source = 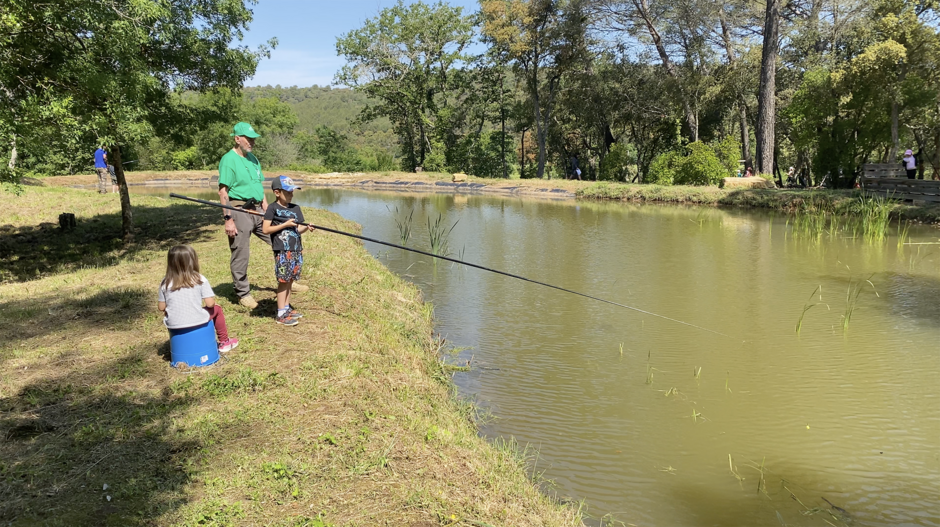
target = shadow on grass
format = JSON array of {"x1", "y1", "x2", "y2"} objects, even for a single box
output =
[
  {"x1": 0, "y1": 353, "x2": 199, "y2": 525},
  {"x1": 0, "y1": 287, "x2": 153, "y2": 349},
  {"x1": 0, "y1": 202, "x2": 219, "y2": 283}
]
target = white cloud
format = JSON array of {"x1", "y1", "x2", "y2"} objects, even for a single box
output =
[{"x1": 246, "y1": 48, "x2": 344, "y2": 88}]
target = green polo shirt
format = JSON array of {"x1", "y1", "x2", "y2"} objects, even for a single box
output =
[{"x1": 218, "y1": 149, "x2": 264, "y2": 201}]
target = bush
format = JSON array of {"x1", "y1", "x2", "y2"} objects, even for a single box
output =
[
  {"x1": 519, "y1": 164, "x2": 538, "y2": 179},
  {"x1": 171, "y1": 146, "x2": 199, "y2": 170},
  {"x1": 422, "y1": 140, "x2": 447, "y2": 172},
  {"x1": 712, "y1": 135, "x2": 741, "y2": 176},
  {"x1": 646, "y1": 151, "x2": 681, "y2": 185},
  {"x1": 257, "y1": 133, "x2": 299, "y2": 169},
  {"x1": 361, "y1": 149, "x2": 397, "y2": 172},
  {"x1": 599, "y1": 143, "x2": 636, "y2": 182},
  {"x1": 674, "y1": 141, "x2": 729, "y2": 186}
]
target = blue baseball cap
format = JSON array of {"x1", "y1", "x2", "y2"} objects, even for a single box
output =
[{"x1": 271, "y1": 175, "x2": 301, "y2": 191}]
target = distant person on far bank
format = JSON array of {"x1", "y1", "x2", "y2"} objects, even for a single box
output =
[
  {"x1": 94, "y1": 147, "x2": 109, "y2": 194},
  {"x1": 570, "y1": 155, "x2": 581, "y2": 180},
  {"x1": 902, "y1": 149, "x2": 917, "y2": 179},
  {"x1": 745, "y1": 166, "x2": 754, "y2": 178}
]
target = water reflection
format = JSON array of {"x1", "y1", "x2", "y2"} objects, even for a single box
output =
[{"x1": 142, "y1": 187, "x2": 940, "y2": 527}]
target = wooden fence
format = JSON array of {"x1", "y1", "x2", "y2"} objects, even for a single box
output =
[
  {"x1": 862, "y1": 163, "x2": 907, "y2": 178},
  {"x1": 860, "y1": 177, "x2": 940, "y2": 202}
]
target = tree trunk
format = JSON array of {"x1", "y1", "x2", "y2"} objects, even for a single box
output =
[
  {"x1": 719, "y1": 13, "x2": 750, "y2": 166},
  {"x1": 8, "y1": 135, "x2": 16, "y2": 170},
  {"x1": 520, "y1": 127, "x2": 527, "y2": 176},
  {"x1": 755, "y1": 0, "x2": 780, "y2": 176},
  {"x1": 773, "y1": 147, "x2": 783, "y2": 187},
  {"x1": 934, "y1": 128, "x2": 940, "y2": 180},
  {"x1": 738, "y1": 101, "x2": 751, "y2": 168},
  {"x1": 111, "y1": 145, "x2": 134, "y2": 243},
  {"x1": 532, "y1": 85, "x2": 547, "y2": 179},
  {"x1": 888, "y1": 102, "x2": 899, "y2": 161},
  {"x1": 633, "y1": 0, "x2": 697, "y2": 141},
  {"x1": 501, "y1": 75, "x2": 508, "y2": 179}
]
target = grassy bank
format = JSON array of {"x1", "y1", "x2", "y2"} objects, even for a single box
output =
[
  {"x1": 577, "y1": 181, "x2": 940, "y2": 224},
  {"x1": 0, "y1": 187, "x2": 582, "y2": 526}
]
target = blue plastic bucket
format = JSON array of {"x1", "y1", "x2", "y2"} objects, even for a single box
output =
[{"x1": 168, "y1": 319, "x2": 220, "y2": 367}]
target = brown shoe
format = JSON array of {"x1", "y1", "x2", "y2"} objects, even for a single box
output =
[
  {"x1": 238, "y1": 295, "x2": 258, "y2": 309},
  {"x1": 291, "y1": 282, "x2": 309, "y2": 293}
]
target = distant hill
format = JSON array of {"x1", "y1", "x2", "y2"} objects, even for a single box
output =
[{"x1": 243, "y1": 85, "x2": 397, "y2": 154}]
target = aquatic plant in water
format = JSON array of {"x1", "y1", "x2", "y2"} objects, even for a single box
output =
[
  {"x1": 841, "y1": 275, "x2": 878, "y2": 333},
  {"x1": 387, "y1": 205, "x2": 415, "y2": 245},
  {"x1": 850, "y1": 194, "x2": 894, "y2": 243},
  {"x1": 795, "y1": 286, "x2": 828, "y2": 335},
  {"x1": 427, "y1": 213, "x2": 459, "y2": 256}
]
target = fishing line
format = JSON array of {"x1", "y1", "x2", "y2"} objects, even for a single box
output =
[{"x1": 170, "y1": 193, "x2": 730, "y2": 338}]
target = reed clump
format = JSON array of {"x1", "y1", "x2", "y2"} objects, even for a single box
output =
[
  {"x1": 427, "y1": 212, "x2": 459, "y2": 256},
  {"x1": 387, "y1": 204, "x2": 414, "y2": 245}
]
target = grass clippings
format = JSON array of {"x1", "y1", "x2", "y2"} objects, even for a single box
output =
[{"x1": 0, "y1": 186, "x2": 581, "y2": 526}]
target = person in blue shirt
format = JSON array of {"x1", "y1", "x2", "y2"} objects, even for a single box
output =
[{"x1": 94, "y1": 147, "x2": 109, "y2": 194}]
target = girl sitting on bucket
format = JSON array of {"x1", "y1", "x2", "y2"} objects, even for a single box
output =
[{"x1": 158, "y1": 245, "x2": 238, "y2": 353}]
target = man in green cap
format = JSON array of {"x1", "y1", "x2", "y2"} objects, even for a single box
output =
[{"x1": 218, "y1": 121, "x2": 306, "y2": 309}]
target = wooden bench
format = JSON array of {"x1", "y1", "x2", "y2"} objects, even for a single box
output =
[
  {"x1": 862, "y1": 163, "x2": 907, "y2": 178},
  {"x1": 860, "y1": 177, "x2": 940, "y2": 202}
]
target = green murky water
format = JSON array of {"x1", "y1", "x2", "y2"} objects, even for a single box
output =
[{"x1": 142, "y1": 186, "x2": 940, "y2": 526}]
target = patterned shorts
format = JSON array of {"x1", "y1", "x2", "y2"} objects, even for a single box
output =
[{"x1": 274, "y1": 250, "x2": 303, "y2": 283}]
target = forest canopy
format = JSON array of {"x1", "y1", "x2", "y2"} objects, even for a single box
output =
[{"x1": 4, "y1": 0, "x2": 939, "y2": 188}]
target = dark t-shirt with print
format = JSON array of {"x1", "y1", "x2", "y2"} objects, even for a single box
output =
[{"x1": 264, "y1": 202, "x2": 305, "y2": 252}]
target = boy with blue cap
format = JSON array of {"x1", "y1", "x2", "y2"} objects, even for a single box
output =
[{"x1": 262, "y1": 175, "x2": 313, "y2": 326}]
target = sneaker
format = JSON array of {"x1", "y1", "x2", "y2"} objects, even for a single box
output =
[
  {"x1": 238, "y1": 295, "x2": 258, "y2": 309},
  {"x1": 287, "y1": 306, "x2": 303, "y2": 319},
  {"x1": 276, "y1": 313, "x2": 299, "y2": 326},
  {"x1": 218, "y1": 338, "x2": 239, "y2": 353},
  {"x1": 291, "y1": 282, "x2": 309, "y2": 293}
]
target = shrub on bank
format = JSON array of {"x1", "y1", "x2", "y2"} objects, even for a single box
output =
[
  {"x1": 647, "y1": 151, "x2": 681, "y2": 185},
  {"x1": 647, "y1": 138, "x2": 740, "y2": 186},
  {"x1": 598, "y1": 143, "x2": 638, "y2": 182},
  {"x1": 673, "y1": 142, "x2": 728, "y2": 186}
]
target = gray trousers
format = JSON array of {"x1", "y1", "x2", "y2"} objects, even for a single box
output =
[
  {"x1": 96, "y1": 168, "x2": 110, "y2": 193},
  {"x1": 229, "y1": 206, "x2": 271, "y2": 298}
]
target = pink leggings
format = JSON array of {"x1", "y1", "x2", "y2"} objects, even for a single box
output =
[{"x1": 204, "y1": 305, "x2": 229, "y2": 342}]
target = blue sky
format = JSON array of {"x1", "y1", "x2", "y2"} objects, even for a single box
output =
[{"x1": 240, "y1": 0, "x2": 481, "y2": 87}]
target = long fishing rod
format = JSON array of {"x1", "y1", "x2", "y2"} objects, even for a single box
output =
[{"x1": 170, "y1": 193, "x2": 730, "y2": 338}]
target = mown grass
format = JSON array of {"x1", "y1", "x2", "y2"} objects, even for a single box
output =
[{"x1": 0, "y1": 186, "x2": 582, "y2": 526}]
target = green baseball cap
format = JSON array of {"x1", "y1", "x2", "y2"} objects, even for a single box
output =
[{"x1": 231, "y1": 122, "x2": 260, "y2": 138}]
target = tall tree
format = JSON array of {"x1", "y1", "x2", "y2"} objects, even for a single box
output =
[
  {"x1": 482, "y1": 0, "x2": 587, "y2": 178},
  {"x1": 755, "y1": 0, "x2": 781, "y2": 175},
  {"x1": 335, "y1": 1, "x2": 475, "y2": 171},
  {"x1": 2, "y1": 0, "x2": 271, "y2": 240},
  {"x1": 589, "y1": 0, "x2": 708, "y2": 141},
  {"x1": 714, "y1": 0, "x2": 755, "y2": 168}
]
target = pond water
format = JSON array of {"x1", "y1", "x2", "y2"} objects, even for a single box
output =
[{"x1": 141, "y1": 187, "x2": 940, "y2": 526}]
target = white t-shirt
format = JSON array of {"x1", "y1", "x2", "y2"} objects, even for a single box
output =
[{"x1": 158, "y1": 274, "x2": 214, "y2": 329}]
